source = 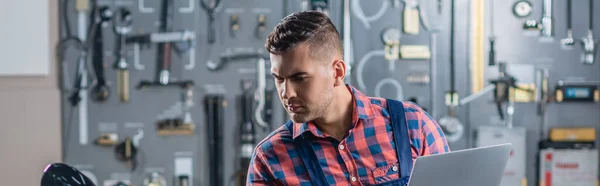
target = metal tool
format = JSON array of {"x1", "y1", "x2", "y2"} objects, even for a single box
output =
[
  {"x1": 207, "y1": 52, "x2": 268, "y2": 71},
  {"x1": 255, "y1": 14, "x2": 267, "y2": 39},
  {"x1": 302, "y1": 0, "x2": 309, "y2": 11},
  {"x1": 580, "y1": 0, "x2": 598, "y2": 65},
  {"x1": 182, "y1": 86, "x2": 194, "y2": 126},
  {"x1": 133, "y1": 0, "x2": 194, "y2": 89},
  {"x1": 400, "y1": 45, "x2": 430, "y2": 59},
  {"x1": 512, "y1": 1, "x2": 533, "y2": 18},
  {"x1": 392, "y1": 0, "x2": 401, "y2": 8},
  {"x1": 439, "y1": 0, "x2": 461, "y2": 142},
  {"x1": 403, "y1": 0, "x2": 420, "y2": 34},
  {"x1": 200, "y1": 0, "x2": 222, "y2": 44},
  {"x1": 523, "y1": 20, "x2": 541, "y2": 30},
  {"x1": 157, "y1": 0, "x2": 175, "y2": 85},
  {"x1": 254, "y1": 58, "x2": 269, "y2": 130},
  {"x1": 381, "y1": 28, "x2": 401, "y2": 62},
  {"x1": 114, "y1": 129, "x2": 144, "y2": 171},
  {"x1": 113, "y1": 7, "x2": 133, "y2": 103},
  {"x1": 114, "y1": 137, "x2": 138, "y2": 171},
  {"x1": 178, "y1": 175, "x2": 190, "y2": 186},
  {"x1": 540, "y1": 0, "x2": 553, "y2": 37},
  {"x1": 230, "y1": 14, "x2": 240, "y2": 37},
  {"x1": 560, "y1": 0, "x2": 574, "y2": 46},
  {"x1": 429, "y1": 29, "x2": 439, "y2": 118},
  {"x1": 205, "y1": 94, "x2": 226, "y2": 186},
  {"x1": 235, "y1": 80, "x2": 257, "y2": 186},
  {"x1": 343, "y1": 0, "x2": 353, "y2": 83},
  {"x1": 311, "y1": 0, "x2": 329, "y2": 15},
  {"x1": 91, "y1": 6, "x2": 113, "y2": 102},
  {"x1": 489, "y1": 0, "x2": 496, "y2": 66},
  {"x1": 143, "y1": 172, "x2": 166, "y2": 186},
  {"x1": 535, "y1": 68, "x2": 549, "y2": 138},
  {"x1": 437, "y1": 0, "x2": 442, "y2": 14}
]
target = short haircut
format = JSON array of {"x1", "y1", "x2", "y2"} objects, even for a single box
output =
[{"x1": 265, "y1": 11, "x2": 343, "y2": 63}]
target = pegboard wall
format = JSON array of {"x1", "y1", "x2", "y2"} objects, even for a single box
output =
[{"x1": 58, "y1": 0, "x2": 599, "y2": 186}]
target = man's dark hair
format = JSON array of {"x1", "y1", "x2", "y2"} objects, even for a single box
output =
[{"x1": 265, "y1": 11, "x2": 343, "y2": 62}]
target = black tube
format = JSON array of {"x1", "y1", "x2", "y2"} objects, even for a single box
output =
[
  {"x1": 450, "y1": 0, "x2": 456, "y2": 94},
  {"x1": 206, "y1": 95, "x2": 224, "y2": 186},
  {"x1": 238, "y1": 80, "x2": 256, "y2": 185},
  {"x1": 590, "y1": 0, "x2": 593, "y2": 31},
  {"x1": 567, "y1": 0, "x2": 572, "y2": 29}
]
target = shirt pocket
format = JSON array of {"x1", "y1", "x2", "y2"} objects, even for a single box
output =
[{"x1": 370, "y1": 163, "x2": 400, "y2": 184}]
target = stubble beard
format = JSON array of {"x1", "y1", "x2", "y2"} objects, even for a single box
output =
[{"x1": 288, "y1": 86, "x2": 334, "y2": 123}]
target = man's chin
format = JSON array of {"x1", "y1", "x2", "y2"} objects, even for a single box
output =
[{"x1": 289, "y1": 113, "x2": 311, "y2": 123}]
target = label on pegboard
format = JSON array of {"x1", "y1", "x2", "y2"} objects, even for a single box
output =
[
  {"x1": 476, "y1": 126, "x2": 527, "y2": 186},
  {"x1": 539, "y1": 149, "x2": 598, "y2": 186}
]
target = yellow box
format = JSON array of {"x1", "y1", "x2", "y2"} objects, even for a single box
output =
[{"x1": 549, "y1": 128, "x2": 597, "y2": 142}]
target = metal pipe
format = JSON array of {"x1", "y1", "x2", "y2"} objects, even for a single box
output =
[
  {"x1": 429, "y1": 30, "x2": 438, "y2": 118},
  {"x1": 343, "y1": 0, "x2": 353, "y2": 83},
  {"x1": 540, "y1": 0, "x2": 553, "y2": 37}
]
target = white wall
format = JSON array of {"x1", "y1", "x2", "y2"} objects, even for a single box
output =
[{"x1": 0, "y1": 0, "x2": 62, "y2": 185}]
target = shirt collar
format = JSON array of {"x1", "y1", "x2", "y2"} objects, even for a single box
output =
[{"x1": 292, "y1": 84, "x2": 377, "y2": 139}]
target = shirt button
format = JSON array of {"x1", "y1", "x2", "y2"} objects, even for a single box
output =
[
  {"x1": 351, "y1": 176, "x2": 357, "y2": 182},
  {"x1": 392, "y1": 166, "x2": 398, "y2": 172},
  {"x1": 339, "y1": 145, "x2": 345, "y2": 150}
]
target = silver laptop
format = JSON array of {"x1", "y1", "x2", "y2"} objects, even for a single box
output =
[{"x1": 407, "y1": 143, "x2": 512, "y2": 186}]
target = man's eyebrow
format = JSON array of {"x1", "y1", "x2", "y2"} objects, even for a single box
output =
[
  {"x1": 270, "y1": 72, "x2": 309, "y2": 78},
  {"x1": 270, "y1": 72, "x2": 281, "y2": 78}
]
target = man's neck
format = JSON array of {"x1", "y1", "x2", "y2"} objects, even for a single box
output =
[{"x1": 313, "y1": 86, "x2": 354, "y2": 141}]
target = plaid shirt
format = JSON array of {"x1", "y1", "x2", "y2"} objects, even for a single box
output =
[{"x1": 247, "y1": 85, "x2": 450, "y2": 185}]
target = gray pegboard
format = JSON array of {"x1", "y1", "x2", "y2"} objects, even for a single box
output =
[{"x1": 59, "y1": 0, "x2": 600, "y2": 186}]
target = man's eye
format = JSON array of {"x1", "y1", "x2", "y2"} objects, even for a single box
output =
[
  {"x1": 294, "y1": 77, "x2": 307, "y2": 82},
  {"x1": 275, "y1": 77, "x2": 284, "y2": 82}
]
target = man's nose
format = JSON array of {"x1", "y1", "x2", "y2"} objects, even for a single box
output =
[{"x1": 280, "y1": 81, "x2": 296, "y2": 100}]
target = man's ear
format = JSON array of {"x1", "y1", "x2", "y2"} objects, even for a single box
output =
[{"x1": 331, "y1": 59, "x2": 346, "y2": 86}]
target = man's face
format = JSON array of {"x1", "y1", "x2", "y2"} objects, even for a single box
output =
[{"x1": 270, "y1": 43, "x2": 335, "y2": 123}]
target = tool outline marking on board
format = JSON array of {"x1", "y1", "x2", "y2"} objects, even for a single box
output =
[
  {"x1": 178, "y1": 0, "x2": 195, "y2": 13},
  {"x1": 133, "y1": 43, "x2": 145, "y2": 70},
  {"x1": 138, "y1": 0, "x2": 154, "y2": 13},
  {"x1": 374, "y1": 78, "x2": 404, "y2": 101},
  {"x1": 356, "y1": 50, "x2": 386, "y2": 93},
  {"x1": 184, "y1": 46, "x2": 196, "y2": 70},
  {"x1": 351, "y1": 0, "x2": 389, "y2": 29}
]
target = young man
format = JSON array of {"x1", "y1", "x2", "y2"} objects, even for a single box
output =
[{"x1": 247, "y1": 11, "x2": 450, "y2": 186}]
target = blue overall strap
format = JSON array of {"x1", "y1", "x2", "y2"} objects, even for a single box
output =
[
  {"x1": 386, "y1": 99, "x2": 413, "y2": 181},
  {"x1": 284, "y1": 121, "x2": 329, "y2": 186}
]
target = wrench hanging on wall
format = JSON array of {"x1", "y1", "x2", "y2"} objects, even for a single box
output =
[
  {"x1": 91, "y1": 6, "x2": 113, "y2": 102},
  {"x1": 580, "y1": 0, "x2": 598, "y2": 65},
  {"x1": 113, "y1": 7, "x2": 133, "y2": 103},
  {"x1": 200, "y1": 0, "x2": 222, "y2": 44},
  {"x1": 204, "y1": 94, "x2": 226, "y2": 186}
]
